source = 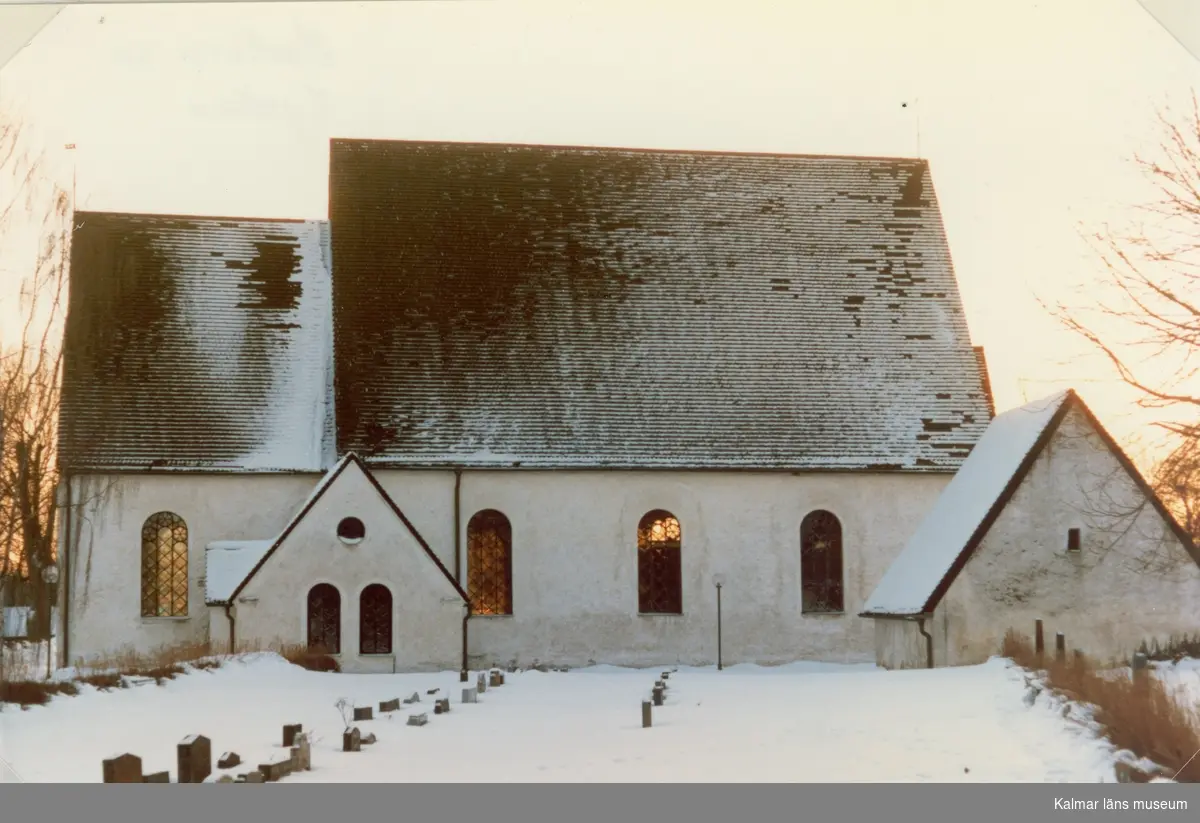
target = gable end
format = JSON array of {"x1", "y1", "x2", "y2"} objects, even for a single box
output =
[{"x1": 222, "y1": 453, "x2": 468, "y2": 605}]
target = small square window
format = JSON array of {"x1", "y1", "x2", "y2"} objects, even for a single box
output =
[{"x1": 1067, "y1": 528, "x2": 1081, "y2": 553}]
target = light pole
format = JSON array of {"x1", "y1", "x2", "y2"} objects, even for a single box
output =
[
  {"x1": 41, "y1": 564, "x2": 59, "y2": 679},
  {"x1": 712, "y1": 573, "x2": 726, "y2": 671}
]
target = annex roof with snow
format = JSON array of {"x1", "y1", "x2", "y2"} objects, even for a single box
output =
[
  {"x1": 860, "y1": 389, "x2": 1200, "y2": 617},
  {"x1": 61, "y1": 139, "x2": 996, "y2": 472}
]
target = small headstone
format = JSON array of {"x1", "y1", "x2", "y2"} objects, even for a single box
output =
[
  {"x1": 142, "y1": 771, "x2": 170, "y2": 783},
  {"x1": 343, "y1": 727, "x2": 362, "y2": 752},
  {"x1": 477, "y1": 674, "x2": 487, "y2": 693},
  {"x1": 652, "y1": 686, "x2": 664, "y2": 707},
  {"x1": 244, "y1": 770, "x2": 265, "y2": 784},
  {"x1": 408, "y1": 713, "x2": 429, "y2": 727},
  {"x1": 438, "y1": 698, "x2": 450, "y2": 713},
  {"x1": 489, "y1": 672, "x2": 501, "y2": 687},
  {"x1": 292, "y1": 732, "x2": 312, "y2": 771},
  {"x1": 102, "y1": 753, "x2": 143, "y2": 783},
  {"x1": 362, "y1": 732, "x2": 377, "y2": 745},
  {"x1": 661, "y1": 672, "x2": 670, "y2": 679},
  {"x1": 403, "y1": 691, "x2": 421, "y2": 704},
  {"x1": 217, "y1": 752, "x2": 241, "y2": 769},
  {"x1": 258, "y1": 756, "x2": 293, "y2": 782},
  {"x1": 177, "y1": 734, "x2": 212, "y2": 784},
  {"x1": 282, "y1": 723, "x2": 303, "y2": 747},
  {"x1": 353, "y1": 706, "x2": 374, "y2": 722},
  {"x1": 641, "y1": 700, "x2": 652, "y2": 728},
  {"x1": 216, "y1": 775, "x2": 235, "y2": 784},
  {"x1": 379, "y1": 698, "x2": 401, "y2": 713},
  {"x1": 462, "y1": 686, "x2": 478, "y2": 703},
  {"x1": 426, "y1": 688, "x2": 440, "y2": 695}
]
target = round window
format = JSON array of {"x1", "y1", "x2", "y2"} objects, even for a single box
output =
[{"x1": 337, "y1": 516, "x2": 365, "y2": 545}]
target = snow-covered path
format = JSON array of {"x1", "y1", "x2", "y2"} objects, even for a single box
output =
[{"x1": 0, "y1": 654, "x2": 1117, "y2": 782}]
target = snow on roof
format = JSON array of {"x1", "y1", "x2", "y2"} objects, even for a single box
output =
[
  {"x1": 329, "y1": 140, "x2": 994, "y2": 470},
  {"x1": 60, "y1": 213, "x2": 333, "y2": 472},
  {"x1": 861, "y1": 390, "x2": 1074, "y2": 617},
  {"x1": 205, "y1": 540, "x2": 275, "y2": 604}
]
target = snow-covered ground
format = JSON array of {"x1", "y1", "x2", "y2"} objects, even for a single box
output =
[{"x1": 0, "y1": 654, "x2": 1123, "y2": 782}]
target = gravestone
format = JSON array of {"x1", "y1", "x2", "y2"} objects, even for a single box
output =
[
  {"x1": 477, "y1": 674, "x2": 487, "y2": 693},
  {"x1": 177, "y1": 734, "x2": 212, "y2": 784},
  {"x1": 102, "y1": 753, "x2": 143, "y2": 783},
  {"x1": 283, "y1": 723, "x2": 303, "y2": 747},
  {"x1": 353, "y1": 706, "x2": 374, "y2": 722},
  {"x1": 403, "y1": 691, "x2": 420, "y2": 704},
  {"x1": 343, "y1": 727, "x2": 362, "y2": 752},
  {"x1": 652, "y1": 686, "x2": 664, "y2": 707},
  {"x1": 661, "y1": 672, "x2": 670, "y2": 680},
  {"x1": 489, "y1": 672, "x2": 500, "y2": 687},
  {"x1": 216, "y1": 775, "x2": 235, "y2": 784},
  {"x1": 1132, "y1": 652, "x2": 1149, "y2": 672},
  {"x1": 291, "y1": 732, "x2": 312, "y2": 771},
  {"x1": 217, "y1": 752, "x2": 241, "y2": 769},
  {"x1": 407, "y1": 713, "x2": 429, "y2": 727},
  {"x1": 641, "y1": 701, "x2": 652, "y2": 729},
  {"x1": 426, "y1": 688, "x2": 440, "y2": 695},
  {"x1": 434, "y1": 698, "x2": 451, "y2": 714},
  {"x1": 258, "y1": 756, "x2": 293, "y2": 782},
  {"x1": 244, "y1": 770, "x2": 265, "y2": 784},
  {"x1": 462, "y1": 687, "x2": 478, "y2": 703},
  {"x1": 362, "y1": 732, "x2": 377, "y2": 745},
  {"x1": 380, "y1": 698, "x2": 401, "y2": 713},
  {"x1": 142, "y1": 771, "x2": 170, "y2": 783}
]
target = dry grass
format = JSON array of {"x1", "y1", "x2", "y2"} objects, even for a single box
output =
[
  {"x1": 1002, "y1": 629, "x2": 1200, "y2": 782},
  {"x1": 277, "y1": 642, "x2": 340, "y2": 673},
  {"x1": 0, "y1": 679, "x2": 77, "y2": 708},
  {"x1": 71, "y1": 640, "x2": 218, "y2": 681},
  {"x1": 1, "y1": 637, "x2": 340, "y2": 708}
]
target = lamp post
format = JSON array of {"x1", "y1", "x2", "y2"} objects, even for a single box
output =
[
  {"x1": 41, "y1": 564, "x2": 59, "y2": 679},
  {"x1": 712, "y1": 573, "x2": 726, "y2": 671}
]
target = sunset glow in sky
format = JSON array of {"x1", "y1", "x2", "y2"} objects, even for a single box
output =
[{"x1": 1, "y1": 0, "x2": 1198, "y2": 469}]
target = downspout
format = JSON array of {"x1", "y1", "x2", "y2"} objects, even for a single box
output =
[
  {"x1": 454, "y1": 469, "x2": 463, "y2": 581},
  {"x1": 223, "y1": 603, "x2": 236, "y2": 655},
  {"x1": 916, "y1": 616, "x2": 934, "y2": 669},
  {"x1": 455, "y1": 468, "x2": 470, "y2": 681},
  {"x1": 61, "y1": 474, "x2": 72, "y2": 667}
]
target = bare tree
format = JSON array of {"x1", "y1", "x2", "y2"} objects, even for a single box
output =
[
  {"x1": 1052, "y1": 94, "x2": 1200, "y2": 440},
  {"x1": 1152, "y1": 434, "x2": 1200, "y2": 544},
  {"x1": 0, "y1": 112, "x2": 71, "y2": 642}
]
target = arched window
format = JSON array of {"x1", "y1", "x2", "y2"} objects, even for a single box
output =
[
  {"x1": 140, "y1": 512, "x2": 189, "y2": 617},
  {"x1": 638, "y1": 510, "x2": 682, "y2": 614},
  {"x1": 307, "y1": 584, "x2": 341, "y2": 654},
  {"x1": 467, "y1": 510, "x2": 512, "y2": 615},
  {"x1": 801, "y1": 510, "x2": 844, "y2": 614},
  {"x1": 359, "y1": 584, "x2": 393, "y2": 655}
]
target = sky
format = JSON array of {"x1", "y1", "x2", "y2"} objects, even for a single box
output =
[{"x1": 1, "y1": 0, "x2": 1198, "y2": 469}]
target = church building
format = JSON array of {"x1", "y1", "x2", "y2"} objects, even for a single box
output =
[{"x1": 55, "y1": 139, "x2": 1200, "y2": 673}]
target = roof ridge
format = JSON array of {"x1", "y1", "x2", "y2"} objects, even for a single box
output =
[{"x1": 329, "y1": 136, "x2": 929, "y2": 165}]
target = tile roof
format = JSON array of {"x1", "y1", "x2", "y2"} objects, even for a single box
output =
[
  {"x1": 329, "y1": 139, "x2": 993, "y2": 470},
  {"x1": 60, "y1": 213, "x2": 334, "y2": 472}
]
